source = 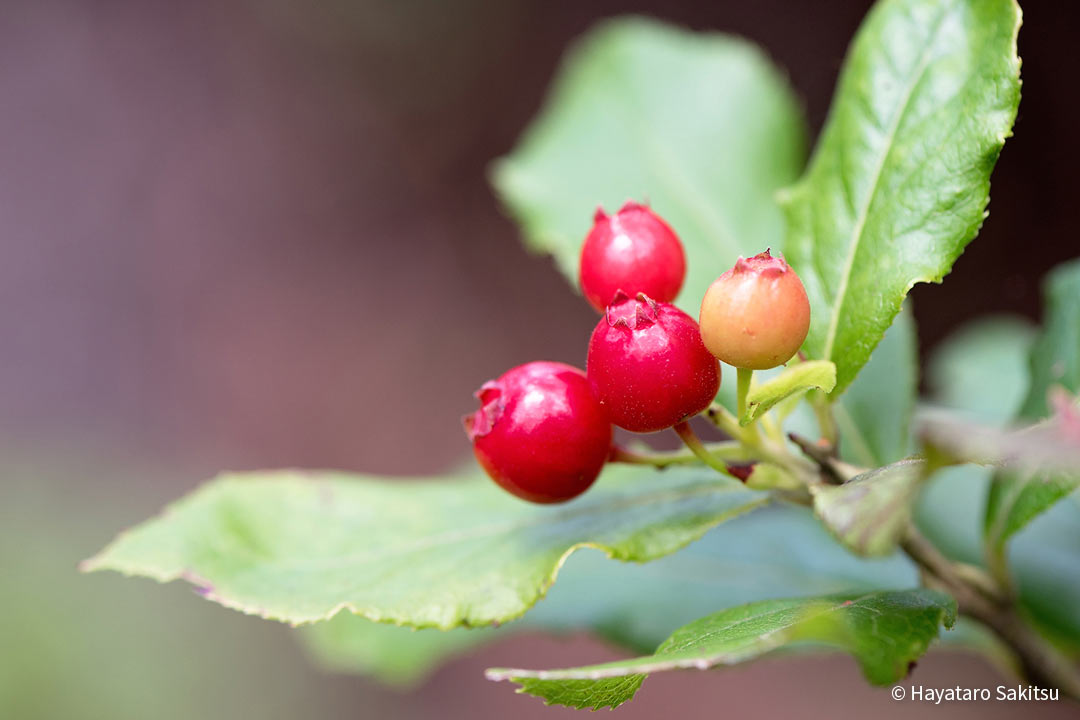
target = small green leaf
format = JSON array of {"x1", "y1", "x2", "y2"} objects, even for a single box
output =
[
  {"x1": 812, "y1": 460, "x2": 926, "y2": 556},
  {"x1": 782, "y1": 0, "x2": 1021, "y2": 395},
  {"x1": 1020, "y1": 259, "x2": 1080, "y2": 420},
  {"x1": 742, "y1": 361, "x2": 836, "y2": 425},
  {"x1": 492, "y1": 16, "x2": 806, "y2": 315},
  {"x1": 487, "y1": 590, "x2": 956, "y2": 709},
  {"x1": 985, "y1": 471, "x2": 1080, "y2": 569},
  {"x1": 82, "y1": 465, "x2": 765, "y2": 628}
]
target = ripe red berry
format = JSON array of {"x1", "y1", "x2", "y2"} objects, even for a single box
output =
[
  {"x1": 464, "y1": 361, "x2": 612, "y2": 504},
  {"x1": 587, "y1": 292, "x2": 720, "y2": 433},
  {"x1": 579, "y1": 201, "x2": 686, "y2": 313},
  {"x1": 699, "y1": 250, "x2": 811, "y2": 370}
]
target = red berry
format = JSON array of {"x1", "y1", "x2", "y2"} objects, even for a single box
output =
[
  {"x1": 699, "y1": 250, "x2": 811, "y2": 370},
  {"x1": 579, "y1": 201, "x2": 686, "y2": 313},
  {"x1": 587, "y1": 292, "x2": 720, "y2": 433},
  {"x1": 464, "y1": 361, "x2": 612, "y2": 504}
]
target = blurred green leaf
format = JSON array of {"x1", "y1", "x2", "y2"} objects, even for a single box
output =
[
  {"x1": 928, "y1": 316, "x2": 1037, "y2": 426},
  {"x1": 83, "y1": 465, "x2": 764, "y2": 628},
  {"x1": 985, "y1": 470, "x2": 1080, "y2": 580},
  {"x1": 742, "y1": 360, "x2": 836, "y2": 425},
  {"x1": 793, "y1": 307, "x2": 918, "y2": 467},
  {"x1": 298, "y1": 504, "x2": 920, "y2": 683},
  {"x1": 492, "y1": 16, "x2": 806, "y2": 316},
  {"x1": 981, "y1": 263, "x2": 1080, "y2": 576},
  {"x1": 918, "y1": 464, "x2": 1080, "y2": 651},
  {"x1": 1020, "y1": 259, "x2": 1080, "y2": 420},
  {"x1": 981, "y1": 261, "x2": 1080, "y2": 581},
  {"x1": 782, "y1": 0, "x2": 1021, "y2": 395},
  {"x1": 487, "y1": 590, "x2": 956, "y2": 709},
  {"x1": 918, "y1": 314, "x2": 1036, "y2": 562},
  {"x1": 920, "y1": 309, "x2": 1080, "y2": 650},
  {"x1": 812, "y1": 460, "x2": 926, "y2": 556}
]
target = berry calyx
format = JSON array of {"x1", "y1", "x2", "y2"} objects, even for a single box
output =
[
  {"x1": 579, "y1": 201, "x2": 686, "y2": 313},
  {"x1": 464, "y1": 361, "x2": 612, "y2": 504},
  {"x1": 587, "y1": 292, "x2": 720, "y2": 433},
  {"x1": 699, "y1": 250, "x2": 811, "y2": 370}
]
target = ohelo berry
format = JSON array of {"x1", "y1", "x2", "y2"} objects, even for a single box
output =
[
  {"x1": 579, "y1": 201, "x2": 686, "y2": 313},
  {"x1": 699, "y1": 249, "x2": 811, "y2": 370},
  {"x1": 464, "y1": 361, "x2": 612, "y2": 504},
  {"x1": 587, "y1": 292, "x2": 720, "y2": 433}
]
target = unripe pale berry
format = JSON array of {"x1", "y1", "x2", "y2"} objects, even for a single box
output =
[
  {"x1": 587, "y1": 292, "x2": 720, "y2": 433},
  {"x1": 464, "y1": 361, "x2": 612, "y2": 504},
  {"x1": 699, "y1": 250, "x2": 811, "y2": 370},
  {"x1": 579, "y1": 201, "x2": 686, "y2": 313}
]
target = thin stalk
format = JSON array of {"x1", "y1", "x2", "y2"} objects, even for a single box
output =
[
  {"x1": 901, "y1": 527, "x2": 1080, "y2": 698},
  {"x1": 736, "y1": 367, "x2": 753, "y2": 422},
  {"x1": 610, "y1": 442, "x2": 750, "y2": 468},
  {"x1": 672, "y1": 421, "x2": 739, "y2": 478}
]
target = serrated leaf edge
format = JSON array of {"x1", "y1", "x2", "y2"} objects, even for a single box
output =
[{"x1": 80, "y1": 472, "x2": 769, "y2": 629}]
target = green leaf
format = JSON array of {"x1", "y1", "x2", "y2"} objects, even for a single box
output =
[
  {"x1": 1010, "y1": 495, "x2": 1080, "y2": 649},
  {"x1": 927, "y1": 316, "x2": 1037, "y2": 426},
  {"x1": 834, "y1": 306, "x2": 919, "y2": 466},
  {"x1": 487, "y1": 590, "x2": 956, "y2": 709},
  {"x1": 742, "y1": 361, "x2": 836, "y2": 425},
  {"x1": 812, "y1": 460, "x2": 926, "y2": 556},
  {"x1": 1020, "y1": 259, "x2": 1080, "y2": 420},
  {"x1": 782, "y1": 0, "x2": 1021, "y2": 395},
  {"x1": 82, "y1": 465, "x2": 765, "y2": 628},
  {"x1": 492, "y1": 16, "x2": 806, "y2": 315},
  {"x1": 984, "y1": 471, "x2": 1080, "y2": 573},
  {"x1": 299, "y1": 504, "x2": 919, "y2": 682}
]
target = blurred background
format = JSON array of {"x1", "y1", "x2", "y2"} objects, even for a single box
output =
[{"x1": 2, "y1": 0, "x2": 1077, "y2": 718}]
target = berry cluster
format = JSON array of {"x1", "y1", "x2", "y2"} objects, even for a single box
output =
[{"x1": 465, "y1": 201, "x2": 811, "y2": 503}]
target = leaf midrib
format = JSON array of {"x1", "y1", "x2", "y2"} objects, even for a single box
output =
[{"x1": 102, "y1": 479, "x2": 762, "y2": 574}]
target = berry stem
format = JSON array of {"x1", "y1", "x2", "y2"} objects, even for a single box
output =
[
  {"x1": 672, "y1": 421, "x2": 741, "y2": 479},
  {"x1": 705, "y1": 403, "x2": 817, "y2": 484},
  {"x1": 610, "y1": 442, "x2": 749, "y2": 468},
  {"x1": 793, "y1": 439, "x2": 1080, "y2": 697},
  {"x1": 901, "y1": 526, "x2": 1080, "y2": 698},
  {"x1": 736, "y1": 367, "x2": 753, "y2": 421}
]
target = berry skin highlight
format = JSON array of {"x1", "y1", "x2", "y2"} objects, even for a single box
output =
[
  {"x1": 579, "y1": 201, "x2": 686, "y2": 313},
  {"x1": 464, "y1": 361, "x2": 612, "y2": 503}
]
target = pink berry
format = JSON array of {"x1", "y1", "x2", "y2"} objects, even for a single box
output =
[
  {"x1": 587, "y1": 292, "x2": 720, "y2": 433},
  {"x1": 464, "y1": 361, "x2": 612, "y2": 504},
  {"x1": 699, "y1": 250, "x2": 811, "y2": 370},
  {"x1": 579, "y1": 201, "x2": 686, "y2": 313}
]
